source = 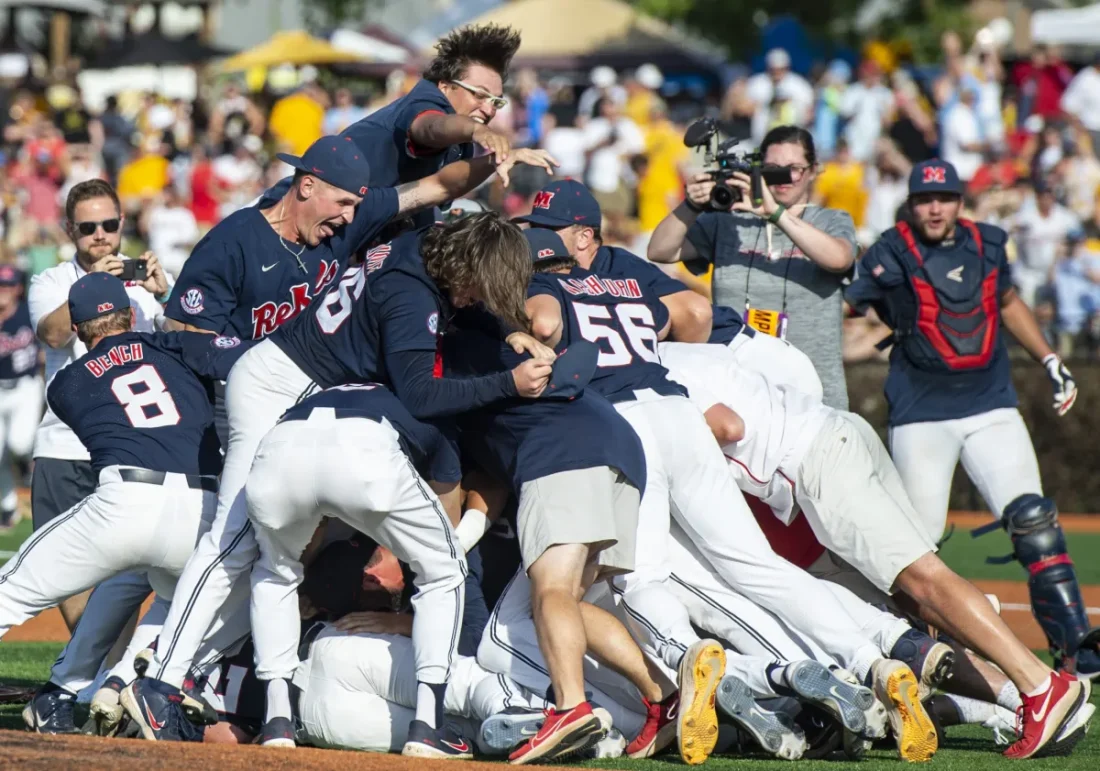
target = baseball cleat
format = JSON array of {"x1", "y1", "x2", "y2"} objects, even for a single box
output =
[
  {"x1": 259, "y1": 716, "x2": 296, "y2": 748},
  {"x1": 119, "y1": 677, "x2": 203, "y2": 742},
  {"x1": 22, "y1": 684, "x2": 80, "y2": 735},
  {"x1": 87, "y1": 675, "x2": 128, "y2": 737},
  {"x1": 579, "y1": 727, "x2": 626, "y2": 759},
  {"x1": 784, "y1": 661, "x2": 876, "y2": 737},
  {"x1": 871, "y1": 659, "x2": 937, "y2": 762},
  {"x1": 132, "y1": 647, "x2": 155, "y2": 679},
  {"x1": 401, "y1": 719, "x2": 474, "y2": 759},
  {"x1": 889, "y1": 629, "x2": 955, "y2": 700},
  {"x1": 624, "y1": 692, "x2": 678, "y2": 759},
  {"x1": 1006, "y1": 674, "x2": 1092, "y2": 759},
  {"x1": 676, "y1": 639, "x2": 725, "y2": 765},
  {"x1": 478, "y1": 707, "x2": 545, "y2": 755},
  {"x1": 508, "y1": 701, "x2": 604, "y2": 765},
  {"x1": 716, "y1": 675, "x2": 807, "y2": 760}
]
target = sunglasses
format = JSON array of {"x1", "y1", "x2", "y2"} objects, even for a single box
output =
[
  {"x1": 449, "y1": 79, "x2": 508, "y2": 110},
  {"x1": 73, "y1": 219, "x2": 121, "y2": 236}
]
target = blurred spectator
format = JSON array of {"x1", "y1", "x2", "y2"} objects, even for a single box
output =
[
  {"x1": 1013, "y1": 45, "x2": 1073, "y2": 121},
  {"x1": 813, "y1": 138, "x2": 867, "y2": 228},
  {"x1": 12, "y1": 138, "x2": 63, "y2": 228},
  {"x1": 1053, "y1": 230, "x2": 1100, "y2": 357},
  {"x1": 841, "y1": 60, "x2": 893, "y2": 163},
  {"x1": 141, "y1": 186, "x2": 199, "y2": 280},
  {"x1": 1056, "y1": 133, "x2": 1100, "y2": 221},
  {"x1": 59, "y1": 142, "x2": 106, "y2": 206},
  {"x1": 861, "y1": 139, "x2": 911, "y2": 245},
  {"x1": 541, "y1": 106, "x2": 585, "y2": 179},
  {"x1": 269, "y1": 80, "x2": 329, "y2": 156},
  {"x1": 813, "y1": 60, "x2": 850, "y2": 160},
  {"x1": 718, "y1": 71, "x2": 754, "y2": 141},
  {"x1": 636, "y1": 99, "x2": 689, "y2": 244},
  {"x1": 940, "y1": 84, "x2": 985, "y2": 183},
  {"x1": 116, "y1": 134, "x2": 170, "y2": 212},
  {"x1": 886, "y1": 70, "x2": 937, "y2": 163},
  {"x1": 208, "y1": 84, "x2": 265, "y2": 156},
  {"x1": 577, "y1": 66, "x2": 626, "y2": 124},
  {"x1": 625, "y1": 64, "x2": 663, "y2": 129},
  {"x1": 212, "y1": 135, "x2": 263, "y2": 220},
  {"x1": 582, "y1": 97, "x2": 645, "y2": 226},
  {"x1": 746, "y1": 48, "x2": 813, "y2": 144},
  {"x1": 188, "y1": 144, "x2": 219, "y2": 231},
  {"x1": 513, "y1": 68, "x2": 550, "y2": 147},
  {"x1": 1010, "y1": 180, "x2": 1080, "y2": 309},
  {"x1": 1034, "y1": 122, "x2": 1066, "y2": 179},
  {"x1": 1061, "y1": 53, "x2": 1100, "y2": 156},
  {"x1": 48, "y1": 84, "x2": 101, "y2": 150},
  {"x1": 98, "y1": 95, "x2": 134, "y2": 183},
  {"x1": 323, "y1": 88, "x2": 368, "y2": 135}
]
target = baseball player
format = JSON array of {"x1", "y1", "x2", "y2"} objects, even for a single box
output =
[
  {"x1": 846, "y1": 159, "x2": 1099, "y2": 679},
  {"x1": 0, "y1": 274, "x2": 249, "y2": 738},
  {"x1": 0, "y1": 265, "x2": 41, "y2": 529},
  {"x1": 516, "y1": 180, "x2": 823, "y2": 399},
  {"x1": 657, "y1": 339, "x2": 1095, "y2": 759},
  {"x1": 131, "y1": 213, "x2": 550, "y2": 744}
]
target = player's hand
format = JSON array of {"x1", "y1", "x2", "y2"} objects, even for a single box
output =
[
  {"x1": 88, "y1": 254, "x2": 124, "y2": 277},
  {"x1": 505, "y1": 331, "x2": 557, "y2": 361},
  {"x1": 684, "y1": 172, "x2": 716, "y2": 210},
  {"x1": 472, "y1": 124, "x2": 512, "y2": 164},
  {"x1": 1042, "y1": 354, "x2": 1078, "y2": 416},
  {"x1": 332, "y1": 611, "x2": 412, "y2": 637},
  {"x1": 512, "y1": 358, "x2": 552, "y2": 398},
  {"x1": 139, "y1": 251, "x2": 169, "y2": 297},
  {"x1": 495, "y1": 148, "x2": 559, "y2": 188},
  {"x1": 728, "y1": 171, "x2": 780, "y2": 218}
]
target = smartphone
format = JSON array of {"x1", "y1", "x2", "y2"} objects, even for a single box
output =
[{"x1": 118, "y1": 259, "x2": 148, "y2": 282}]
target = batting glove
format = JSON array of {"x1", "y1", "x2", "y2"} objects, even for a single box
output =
[{"x1": 1042, "y1": 353, "x2": 1078, "y2": 416}]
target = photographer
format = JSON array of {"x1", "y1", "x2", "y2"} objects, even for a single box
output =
[{"x1": 648, "y1": 125, "x2": 858, "y2": 409}]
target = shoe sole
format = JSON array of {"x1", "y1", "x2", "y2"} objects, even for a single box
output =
[
  {"x1": 261, "y1": 737, "x2": 296, "y2": 748},
  {"x1": 544, "y1": 708, "x2": 613, "y2": 762},
  {"x1": 716, "y1": 675, "x2": 806, "y2": 760},
  {"x1": 918, "y1": 644, "x2": 955, "y2": 697},
  {"x1": 874, "y1": 662, "x2": 937, "y2": 763},
  {"x1": 478, "y1": 712, "x2": 545, "y2": 754},
  {"x1": 677, "y1": 640, "x2": 725, "y2": 766},
  {"x1": 119, "y1": 684, "x2": 159, "y2": 742},
  {"x1": 786, "y1": 661, "x2": 869, "y2": 736},
  {"x1": 88, "y1": 699, "x2": 124, "y2": 738},
  {"x1": 509, "y1": 711, "x2": 602, "y2": 765},
  {"x1": 401, "y1": 741, "x2": 474, "y2": 760}
]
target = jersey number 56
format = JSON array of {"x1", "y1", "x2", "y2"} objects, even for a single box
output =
[{"x1": 573, "y1": 302, "x2": 659, "y2": 367}]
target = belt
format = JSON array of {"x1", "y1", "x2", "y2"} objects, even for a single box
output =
[{"x1": 119, "y1": 468, "x2": 219, "y2": 493}]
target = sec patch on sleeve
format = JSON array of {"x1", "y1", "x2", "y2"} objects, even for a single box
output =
[
  {"x1": 181, "y1": 288, "x2": 205, "y2": 315},
  {"x1": 427, "y1": 311, "x2": 439, "y2": 335},
  {"x1": 212, "y1": 335, "x2": 241, "y2": 349}
]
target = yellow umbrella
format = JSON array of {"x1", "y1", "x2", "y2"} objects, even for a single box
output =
[{"x1": 220, "y1": 30, "x2": 368, "y2": 72}]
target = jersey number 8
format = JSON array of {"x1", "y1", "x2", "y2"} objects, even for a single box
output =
[
  {"x1": 111, "y1": 365, "x2": 181, "y2": 428},
  {"x1": 573, "y1": 302, "x2": 659, "y2": 367}
]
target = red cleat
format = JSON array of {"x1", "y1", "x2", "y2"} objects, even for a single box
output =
[
  {"x1": 625, "y1": 693, "x2": 678, "y2": 759},
  {"x1": 1004, "y1": 672, "x2": 1091, "y2": 759},
  {"x1": 508, "y1": 701, "x2": 604, "y2": 765}
]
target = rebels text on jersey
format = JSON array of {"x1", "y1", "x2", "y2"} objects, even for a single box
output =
[
  {"x1": 46, "y1": 331, "x2": 252, "y2": 475},
  {"x1": 0, "y1": 301, "x2": 39, "y2": 380},
  {"x1": 528, "y1": 267, "x2": 685, "y2": 403},
  {"x1": 165, "y1": 188, "x2": 399, "y2": 340}
]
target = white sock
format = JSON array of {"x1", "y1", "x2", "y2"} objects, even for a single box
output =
[
  {"x1": 265, "y1": 678, "x2": 291, "y2": 723},
  {"x1": 415, "y1": 681, "x2": 446, "y2": 729},
  {"x1": 997, "y1": 681, "x2": 1023, "y2": 711},
  {"x1": 944, "y1": 693, "x2": 996, "y2": 725},
  {"x1": 1024, "y1": 675, "x2": 1052, "y2": 699}
]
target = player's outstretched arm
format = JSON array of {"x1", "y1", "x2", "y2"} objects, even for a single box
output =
[
  {"x1": 525, "y1": 295, "x2": 564, "y2": 347},
  {"x1": 409, "y1": 111, "x2": 512, "y2": 164},
  {"x1": 395, "y1": 150, "x2": 558, "y2": 215}
]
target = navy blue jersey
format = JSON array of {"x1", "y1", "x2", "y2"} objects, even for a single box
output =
[
  {"x1": 165, "y1": 189, "x2": 399, "y2": 340},
  {"x1": 0, "y1": 301, "x2": 39, "y2": 380},
  {"x1": 846, "y1": 223, "x2": 1016, "y2": 427},
  {"x1": 589, "y1": 245, "x2": 744, "y2": 344},
  {"x1": 445, "y1": 328, "x2": 647, "y2": 493},
  {"x1": 272, "y1": 228, "x2": 515, "y2": 417},
  {"x1": 528, "y1": 266, "x2": 684, "y2": 403},
  {"x1": 46, "y1": 331, "x2": 251, "y2": 475},
  {"x1": 341, "y1": 79, "x2": 475, "y2": 188},
  {"x1": 279, "y1": 383, "x2": 460, "y2": 483}
]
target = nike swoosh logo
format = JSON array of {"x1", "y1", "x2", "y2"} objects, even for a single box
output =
[
  {"x1": 519, "y1": 726, "x2": 539, "y2": 737},
  {"x1": 143, "y1": 696, "x2": 165, "y2": 731},
  {"x1": 262, "y1": 263, "x2": 278, "y2": 272},
  {"x1": 666, "y1": 702, "x2": 678, "y2": 720},
  {"x1": 1031, "y1": 686, "x2": 1056, "y2": 722},
  {"x1": 828, "y1": 685, "x2": 848, "y2": 702},
  {"x1": 442, "y1": 739, "x2": 469, "y2": 752}
]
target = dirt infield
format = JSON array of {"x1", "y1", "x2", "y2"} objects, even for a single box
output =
[
  {"x1": 0, "y1": 729, "x2": 527, "y2": 770},
  {"x1": 947, "y1": 511, "x2": 1100, "y2": 533},
  {"x1": 974, "y1": 580, "x2": 1100, "y2": 650}
]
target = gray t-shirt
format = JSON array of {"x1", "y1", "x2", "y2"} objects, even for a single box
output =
[{"x1": 687, "y1": 205, "x2": 856, "y2": 410}]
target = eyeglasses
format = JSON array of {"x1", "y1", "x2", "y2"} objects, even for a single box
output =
[
  {"x1": 449, "y1": 79, "x2": 508, "y2": 110},
  {"x1": 73, "y1": 219, "x2": 121, "y2": 236}
]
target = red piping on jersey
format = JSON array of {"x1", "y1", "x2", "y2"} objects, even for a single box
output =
[
  {"x1": 406, "y1": 110, "x2": 448, "y2": 157},
  {"x1": 433, "y1": 335, "x2": 444, "y2": 379}
]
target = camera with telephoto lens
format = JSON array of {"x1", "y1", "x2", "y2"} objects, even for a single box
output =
[
  {"x1": 683, "y1": 118, "x2": 793, "y2": 212},
  {"x1": 118, "y1": 259, "x2": 148, "y2": 282}
]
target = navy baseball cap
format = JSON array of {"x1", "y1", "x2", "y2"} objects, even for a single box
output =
[
  {"x1": 909, "y1": 159, "x2": 964, "y2": 196},
  {"x1": 0, "y1": 264, "x2": 22, "y2": 286},
  {"x1": 524, "y1": 228, "x2": 572, "y2": 263},
  {"x1": 276, "y1": 135, "x2": 372, "y2": 197},
  {"x1": 542, "y1": 340, "x2": 599, "y2": 400},
  {"x1": 514, "y1": 179, "x2": 602, "y2": 228},
  {"x1": 68, "y1": 273, "x2": 131, "y2": 323}
]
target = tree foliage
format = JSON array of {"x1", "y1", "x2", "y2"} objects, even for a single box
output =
[{"x1": 299, "y1": 0, "x2": 381, "y2": 35}]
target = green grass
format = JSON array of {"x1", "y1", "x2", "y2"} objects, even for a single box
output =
[
  {"x1": 937, "y1": 525, "x2": 1100, "y2": 585},
  {"x1": 0, "y1": 518, "x2": 32, "y2": 567}
]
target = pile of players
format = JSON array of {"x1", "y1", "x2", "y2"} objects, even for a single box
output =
[{"x1": 0, "y1": 22, "x2": 1096, "y2": 766}]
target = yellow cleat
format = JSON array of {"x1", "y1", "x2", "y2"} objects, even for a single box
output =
[
  {"x1": 872, "y1": 659, "x2": 938, "y2": 763},
  {"x1": 677, "y1": 639, "x2": 726, "y2": 765}
]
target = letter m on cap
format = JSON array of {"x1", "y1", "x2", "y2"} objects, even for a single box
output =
[
  {"x1": 922, "y1": 165, "x2": 947, "y2": 184},
  {"x1": 532, "y1": 191, "x2": 556, "y2": 210}
]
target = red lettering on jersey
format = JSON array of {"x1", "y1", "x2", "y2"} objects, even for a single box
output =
[
  {"x1": 581, "y1": 276, "x2": 605, "y2": 296},
  {"x1": 0, "y1": 327, "x2": 34, "y2": 355},
  {"x1": 532, "y1": 191, "x2": 556, "y2": 210},
  {"x1": 558, "y1": 279, "x2": 583, "y2": 296},
  {"x1": 922, "y1": 165, "x2": 947, "y2": 184},
  {"x1": 314, "y1": 259, "x2": 339, "y2": 293},
  {"x1": 251, "y1": 283, "x2": 313, "y2": 338},
  {"x1": 96, "y1": 355, "x2": 112, "y2": 374},
  {"x1": 85, "y1": 359, "x2": 104, "y2": 377},
  {"x1": 108, "y1": 347, "x2": 124, "y2": 367},
  {"x1": 130, "y1": 343, "x2": 144, "y2": 362},
  {"x1": 119, "y1": 345, "x2": 132, "y2": 363}
]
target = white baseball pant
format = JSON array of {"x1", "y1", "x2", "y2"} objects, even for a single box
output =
[
  {"x1": 477, "y1": 569, "x2": 648, "y2": 741},
  {"x1": 295, "y1": 628, "x2": 538, "y2": 753},
  {"x1": 246, "y1": 410, "x2": 466, "y2": 687},
  {"x1": 0, "y1": 374, "x2": 42, "y2": 513},
  {"x1": 151, "y1": 341, "x2": 317, "y2": 687},
  {"x1": 0, "y1": 466, "x2": 215, "y2": 638},
  {"x1": 724, "y1": 329, "x2": 824, "y2": 401},
  {"x1": 611, "y1": 393, "x2": 883, "y2": 682},
  {"x1": 888, "y1": 407, "x2": 1043, "y2": 541}
]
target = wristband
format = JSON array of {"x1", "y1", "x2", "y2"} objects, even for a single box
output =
[
  {"x1": 155, "y1": 290, "x2": 172, "y2": 304},
  {"x1": 455, "y1": 509, "x2": 491, "y2": 553},
  {"x1": 767, "y1": 204, "x2": 786, "y2": 225}
]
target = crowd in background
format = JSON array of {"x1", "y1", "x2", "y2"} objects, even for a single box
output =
[{"x1": 4, "y1": 29, "x2": 1100, "y2": 362}]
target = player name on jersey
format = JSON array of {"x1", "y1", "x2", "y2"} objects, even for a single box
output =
[
  {"x1": 84, "y1": 343, "x2": 145, "y2": 378},
  {"x1": 556, "y1": 275, "x2": 643, "y2": 299},
  {"x1": 0, "y1": 327, "x2": 34, "y2": 356}
]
